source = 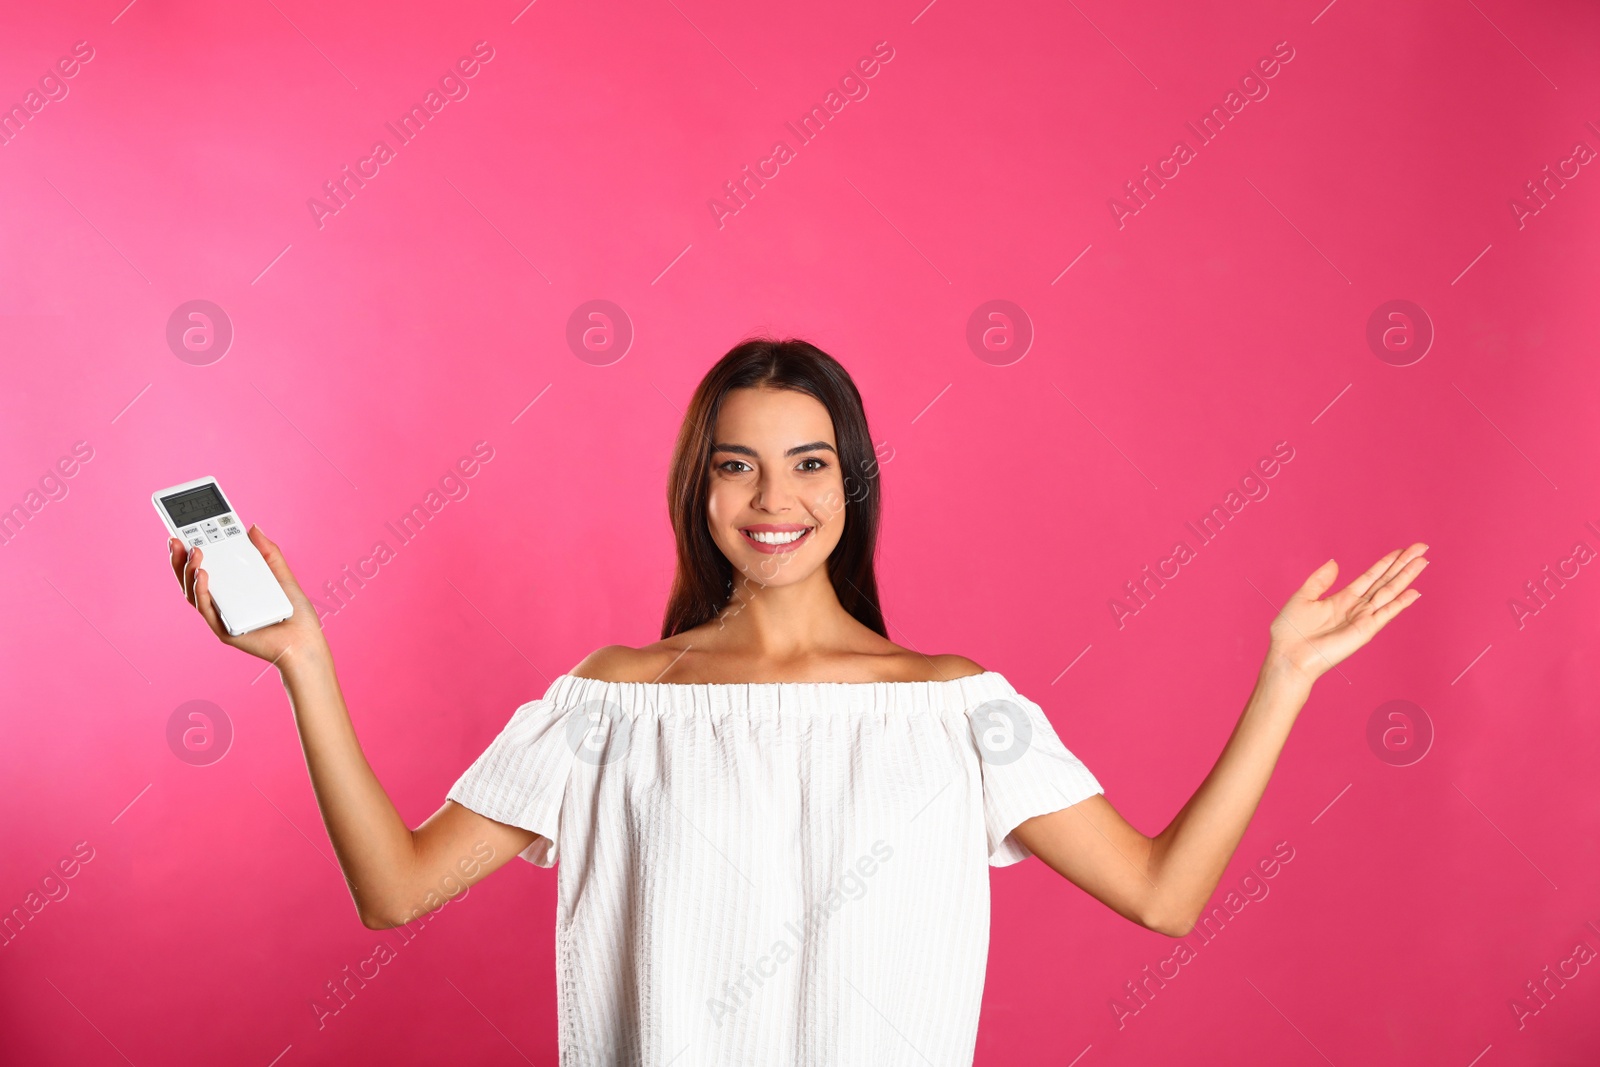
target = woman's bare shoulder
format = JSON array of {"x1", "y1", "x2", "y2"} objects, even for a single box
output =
[
  {"x1": 915, "y1": 653, "x2": 987, "y2": 681},
  {"x1": 867, "y1": 648, "x2": 987, "y2": 682},
  {"x1": 568, "y1": 643, "x2": 687, "y2": 683}
]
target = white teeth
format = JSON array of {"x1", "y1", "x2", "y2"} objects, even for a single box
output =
[{"x1": 747, "y1": 528, "x2": 808, "y2": 544}]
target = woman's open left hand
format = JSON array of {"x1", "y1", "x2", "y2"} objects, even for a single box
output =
[{"x1": 1267, "y1": 543, "x2": 1429, "y2": 683}]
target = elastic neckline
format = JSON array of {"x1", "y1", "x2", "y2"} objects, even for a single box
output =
[
  {"x1": 556, "y1": 670, "x2": 1003, "y2": 689},
  {"x1": 542, "y1": 670, "x2": 1019, "y2": 716}
]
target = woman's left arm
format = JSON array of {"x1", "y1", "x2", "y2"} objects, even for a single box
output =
[{"x1": 1011, "y1": 542, "x2": 1429, "y2": 936}]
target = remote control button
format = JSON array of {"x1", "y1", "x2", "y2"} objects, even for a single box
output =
[
  {"x1": 188, "y1": 535, "x2": 205, "y2": 547},
  {"x1": 206, "y1": 528, "x2": 223, "y2": 542},
  {"x1": 224, "y1": 525, "x2": 242, "y2": 537},
  {"x1": 182, "y1": 526, "x2": 199, "y2": 536},
  {"x1": 219, "y1": 515, "x2": 235, "y2": 526}
]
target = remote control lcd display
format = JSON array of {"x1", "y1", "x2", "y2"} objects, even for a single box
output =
[{"x1": 161, "y1": 484, "x2": 231, "y2": 525}]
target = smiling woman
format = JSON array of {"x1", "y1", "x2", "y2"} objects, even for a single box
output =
[
  {"x1": 658, "y1": 339, "x2": 887, "y2": 649},
  {"x1": 168, "y1": 335, "x2": 1428, "y2": 1067}
]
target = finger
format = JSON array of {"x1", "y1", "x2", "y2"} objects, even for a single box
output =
[
  {"x1": 1367, "y1": 542, "x2": 1428, "y2": 595},
  {"x1": 1361, "y1": 544, "x2": 1429, "y2": 606},
  {"x1": 249, "y1": 525, "x2": 307, "y2": 598},
  {"x1": 184, "y1": 545, "x2": 203, "y2": 606},
  {"x1": 1369, "y1": 543, "x2": 1433, "y2": 591},
  {"x1": 1338, "y1": 548, "x2": 1404, "y2": 602},
  {"x1": 1366, "y1": 554, "x2": 1428, "y2": 612},
  {"x1": 168, "y1": 537, "x2": 188, "y2": 590},
  {"x1": 193, "y1": 567, "x2": 229, "y2": 639},
  {"x1": 1369, "y1": 586, "x2": 1421, "y2": 628},
  {"x1": 1295, "y1": 557, "x2": 1340, "y2": 603}
]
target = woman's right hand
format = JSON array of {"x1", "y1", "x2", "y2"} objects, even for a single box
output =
[{"x1": 169, "y1": 525, "x2": 329, "y2": 667}]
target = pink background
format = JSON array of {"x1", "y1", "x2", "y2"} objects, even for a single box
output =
[{"x1": 3, "y1": 0, "x2": 1598, "y2": 1063}]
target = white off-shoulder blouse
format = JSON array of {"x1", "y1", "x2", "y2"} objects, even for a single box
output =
[{"x1": 446, "y1": 670, "x2": 1104, "y2": 1067}]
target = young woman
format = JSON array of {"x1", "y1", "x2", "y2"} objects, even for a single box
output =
[{"x1": 169, "y1": 337, "x2": 1427, "y2": 1065}]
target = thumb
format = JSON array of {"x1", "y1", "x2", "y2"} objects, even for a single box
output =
[{"x1": 1295, "y1": 557, "x2": 1339, "y2": 602}]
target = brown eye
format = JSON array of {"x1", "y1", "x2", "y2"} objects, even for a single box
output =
[{"x1": 798, "y1": 457, "x2": 828, "y2": 472}]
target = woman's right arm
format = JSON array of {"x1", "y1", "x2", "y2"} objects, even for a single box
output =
[{"x1": 172, "y1": 526, "x2": 538, "y2": 929}]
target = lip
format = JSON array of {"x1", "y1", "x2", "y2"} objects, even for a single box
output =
[{"x1": 739, "y1": 523, "x2": 814, "y2": 554}]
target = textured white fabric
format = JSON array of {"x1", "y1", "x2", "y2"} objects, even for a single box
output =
[{"x1": 446, "y1": 670, "x2": 1104, "y2": 1067}]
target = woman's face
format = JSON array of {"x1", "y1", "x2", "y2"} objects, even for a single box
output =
[{"x1": 706, "y1": 386, "x2": 847, "y2": 588}]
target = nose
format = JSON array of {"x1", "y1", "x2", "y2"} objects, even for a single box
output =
[{"x1": 752, "y1": 469, "x2": 796, "y2": 513}]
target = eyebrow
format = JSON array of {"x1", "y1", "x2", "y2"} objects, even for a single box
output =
[{"x1": 711, "y1": 441, "x2": 837, "y2": 458}]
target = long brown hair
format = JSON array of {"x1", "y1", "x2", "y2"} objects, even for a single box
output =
[{"x1": 661, "y1": 337, "x2": 887, "y2": 639}]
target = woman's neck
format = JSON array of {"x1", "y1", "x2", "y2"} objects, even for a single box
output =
[{"x1": 710, "y1": 567, "x2": 866, "y2": 661}]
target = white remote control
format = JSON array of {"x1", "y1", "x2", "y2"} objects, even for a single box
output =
[{"x1": 153, "y1": 476, "x2": 293, "y2": 636}]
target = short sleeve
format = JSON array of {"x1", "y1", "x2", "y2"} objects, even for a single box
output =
[
  {"x1": 446, "y1": 699, "x2": 581, "y2": 867},
  {"x1": 967, "y1": 690, "x2": 1104, "y2": 867}
]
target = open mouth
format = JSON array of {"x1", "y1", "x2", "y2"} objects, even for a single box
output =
[{"x1": 739, "y1": 524, "x2": 814, "y2": 554}]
